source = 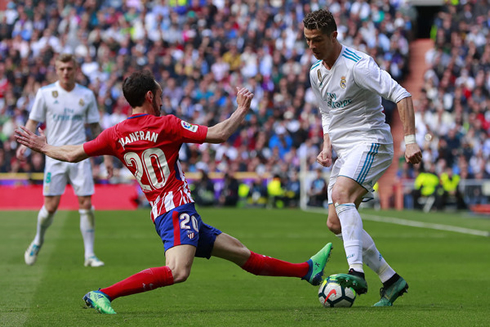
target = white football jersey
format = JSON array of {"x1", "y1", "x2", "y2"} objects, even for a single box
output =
[
  {"x1": 309, "y1": 45, "x2": 411, "y2": 154},
  {"x1": 29, "y1": 81, "x2": 99, "y2": 146}
]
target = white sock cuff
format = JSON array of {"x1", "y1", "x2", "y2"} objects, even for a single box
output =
[
  {"x1": 40, "y1": 205, "x2": 54, "y2": 217},
  {"x1": 335, "y1": 233, "x2": 343, "y2": 241},
  {"x1": 79, "y1": 207, "x2": 94, "y2": 215},
  {"x1": 343, "y1": 239, "x2": 362, "y2": 247},
  {"x1": 334, "y1": 203, "x2": 356, "y2": 215}
]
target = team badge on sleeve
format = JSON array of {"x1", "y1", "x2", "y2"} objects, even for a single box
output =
[{"x1": 181, "y1": 121, "x2": 198, "y2": 132}]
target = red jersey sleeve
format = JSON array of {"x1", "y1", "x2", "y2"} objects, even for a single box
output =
[
  {"x1": 83, "y1": 128, "x2": 115, "y2": 156},
  {"x1": 168, "y1": 115, "x2": 208, "y2": 143}
]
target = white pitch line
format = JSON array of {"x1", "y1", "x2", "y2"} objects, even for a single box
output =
[
  {"x1": 303, "y1": 207, "x2": 490, "y2": 237},
  {"x1": 361, "y1": 213, "x2": 490, "y2": 237}
]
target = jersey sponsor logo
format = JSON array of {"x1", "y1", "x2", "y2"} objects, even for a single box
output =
[
  {"x1": 327, "y1": 98, "x2": 352, "y2": 109},
  {"x1": 52, "y1": 108, "x2": 83, "y2": 121},
  {"x1": 323, "y1": 92, "x2": 352, "y2": 109},
  {"x1": 181, "y1": 121, "x2": 198, "y2": 132},
  {"x1": 52, "y1": 91, "x2": 58, "y2": 98},
  {"x1": 340, "y1": 76, "x2": 347, "y2": 89}
]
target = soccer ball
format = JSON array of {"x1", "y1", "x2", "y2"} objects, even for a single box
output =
[{"x1": 318, "y1": 276, "x2": 356, "y2": 308}]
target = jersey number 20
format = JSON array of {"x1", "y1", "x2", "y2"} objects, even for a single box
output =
[{"x1": 124, "y1": 148, "x2": 170, "y2": 191}]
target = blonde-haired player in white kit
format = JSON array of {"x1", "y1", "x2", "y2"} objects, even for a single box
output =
[
  {"x1": 303, "y1": 9, "x2": 422, "y2": 306},
  {"x1": 16, "y1": 54, "x2": 113, "y2": 267}
]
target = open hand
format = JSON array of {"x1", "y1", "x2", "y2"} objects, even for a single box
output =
[{"x1": 15, "y1": 126, "x2": 47, "y2": 154}]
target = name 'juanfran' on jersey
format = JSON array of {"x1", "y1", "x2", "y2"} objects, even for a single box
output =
[
  {"x1": 309, "y1": 45, "x2": 411, "y2": 152},
  {"x1": 83, "y1": 113, "x2": 208, "y2": 223},
  {"x1": 118, "y1": 131, "x2": 159, "y2": 149}
]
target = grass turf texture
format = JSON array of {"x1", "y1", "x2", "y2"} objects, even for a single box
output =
[{"x1": 1, "y1": 208, "x2": 489, "y2": 327}]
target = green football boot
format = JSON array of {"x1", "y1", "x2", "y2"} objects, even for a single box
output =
[
  {"x1": 334, "y1": 269, "x2": 368, "y2": 295},
  {"x1": 373, "y1": 277, "x2": 408, "y2": 307},
  {"x1": 83, "y1": 290, "x2": 116, "y2": 314},
  {"x1": 303, "y1": 242, "x2": 333, "y2": 286}
]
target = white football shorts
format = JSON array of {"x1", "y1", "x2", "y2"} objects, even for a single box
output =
[
  {"x1": 327, "y1": 142, "x2": 394, "y2": 204},
  {"x1": 43, "y1": 157, "x2": 94, "y2": 196}
]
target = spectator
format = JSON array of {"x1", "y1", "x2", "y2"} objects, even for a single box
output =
[
  {"x1": 267, "y1": 174, "x2": 285, "y2": 209},
  {"x1": 412, "y1": 163, "x2": 440, "y2": 211},
  {"x1": 219, "y1": 172, "x2": 239, "y2": 207},
  {"x1": 439, "y1": 167, "x2": 466, "y2": 210},
  {"x1": 193, "y1": 170, "x2": 216, "y2": 207},
  {"x1": 307, "y1": 169, "x2": 327, "y2": 208},
  {"x1": 246, "y1": 177, "x2": 268, "y2": 208},
  {"x1": 284, "y1": 170, "x2": 301, "y2": 208}
]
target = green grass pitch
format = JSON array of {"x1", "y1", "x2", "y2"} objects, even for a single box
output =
[{"x1": 1, "y1": 208, "x2": 489, "y2": 326}]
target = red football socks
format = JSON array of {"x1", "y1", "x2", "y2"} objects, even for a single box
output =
[
  {"x1": 101, "y1": 266, "x2": 174, "y2": 300},
  {"x1": 241, "y1": 251, "x2": 309, "y2": 277}
]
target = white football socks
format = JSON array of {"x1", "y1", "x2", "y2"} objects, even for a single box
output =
[
  {"x1": 335, "y1": 203, "x2": 363, "y2": 273},
  {"x1": 361, "y1": 230, "x2": 395, "y2": 283},
  {"x1": 80, "y1": 207, "x2": 96, "y2": 259},
  {"x1": 33, "y1": 206, "x2": 55, "y2": 246},
  {"x1": 335, "y1": 226, "x2": 396, "y2": 283}
]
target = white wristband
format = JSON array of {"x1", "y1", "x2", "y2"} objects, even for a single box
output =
[{"x1": 404, "y1": 134, "x2": 416, "y2": 145}]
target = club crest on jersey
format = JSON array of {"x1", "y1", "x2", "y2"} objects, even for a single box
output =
[
  {"x1": 317, "y1": 69, "x2": 323, "y2": 86},
  {"x1": 52, "y1": 91, "x2": 58, "y2": 98},
  {"x1": 340, "y1": 76, "x2": 347, "y2": 89},
  {"x1": 79, "y1": 99, "x2": 85, "y2": 106},
  {"x1": 181, "y1": 121, "x2": 198, "y2": 132}
]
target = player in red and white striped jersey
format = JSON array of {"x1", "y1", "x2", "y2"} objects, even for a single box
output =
[{"x1": 16, "y1": 70, "x2": 333, "y2": 314}]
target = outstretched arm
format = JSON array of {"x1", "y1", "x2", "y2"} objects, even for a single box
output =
[
  {"x1": 397, "y1": 97, "x2": 422, "y2": 164},
  {"x1": 89, "y1": 122, "x2": 114, "y2": 178},
  {"x1": 15, "y1": 126, "x2": 89, "y2": 163},
  {"x1": 205, "y1": 87, "x2": 254, "y2": 143}
]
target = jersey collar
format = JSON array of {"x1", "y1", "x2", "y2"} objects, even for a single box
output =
[{"x1": 128, "y1": 114, "x2": 149, "y2": 119}]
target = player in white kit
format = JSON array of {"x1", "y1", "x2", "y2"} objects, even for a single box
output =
[
  {"x1": 16, "y1": 54, "x2": 113, "y2": 267},
  {"x1": 303, "y1": 9, "x2": 422, "y2": 306}
]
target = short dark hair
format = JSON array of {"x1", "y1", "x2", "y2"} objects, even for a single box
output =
[
  {"x1": 303, "y1": 9, "x2": 337, "y2": 35},
  {"x1": 122, "y1": 70, "x2": 158, "y2": 108}
]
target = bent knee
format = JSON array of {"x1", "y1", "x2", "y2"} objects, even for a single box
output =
[
  {"x1": 327, "y1": 219, "x2": 341, "y2": 234},
  {"x1": 327, "y1": 206, "x2": 341, "y2": 234},
  {"x1": 171, "y1": 269, "x2": 191, "y2": 283}
]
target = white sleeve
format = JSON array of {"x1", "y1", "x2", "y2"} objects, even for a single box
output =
[
  {"x1": 353, "y1": 57, "x2": 411, "y2": 103},
  {"x1": 310, "y1": 73, "x2": 330, "y2": 134},
  {"x1": 86, "y1": 91, "x2": 100, "y2": 124},
  {"x1": 28, "y1": 89, "x2": 46, "y2": 123}
]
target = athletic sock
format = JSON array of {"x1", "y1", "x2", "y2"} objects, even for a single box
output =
[
  {"x1": 335, "y1": 203, "x2": 364, "y2": 273},
  {"x1": 241, "y1": 251, "x2": 309, "y2": 277},
  {"x1": 361, "y1": 230, "x2": 395, "y2": 283},
  {"x1": 348, "y1": 268, "x2": 365, "y2": 279},
  {"x1": 80, "y1": 207, "x2": 96, "y2": 259},
  {"x1": 382, "y1": 273, "x2": 400, "y2": 288},
  {"x1": 100, "y1": 266, "x2": 174, "y2": 300},
  {"x1": 33, "y1": 206, "x2": 55, "y2": 245}
]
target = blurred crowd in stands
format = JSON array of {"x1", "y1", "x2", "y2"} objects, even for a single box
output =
[
  {"x1": 0, "y1": 0, "x2": 488, "y2": 210},
  {"x1": 401, "y1": 0, "x2": 490, "y2": 210}
]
